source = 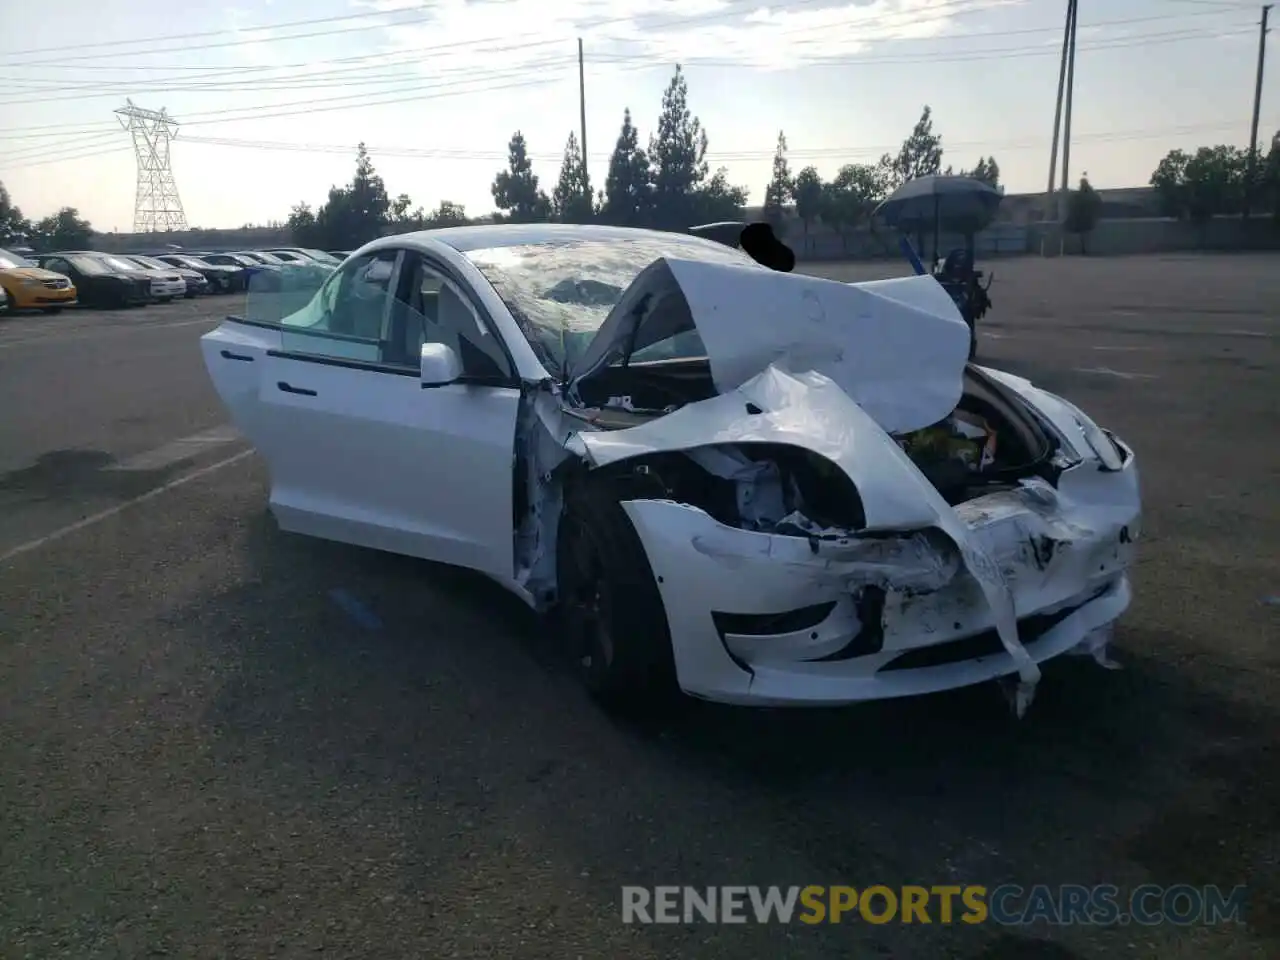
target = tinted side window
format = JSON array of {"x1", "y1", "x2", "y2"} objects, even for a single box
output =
[{"x1": 385, "y1": 254, "x2": 512, "y2": 379}]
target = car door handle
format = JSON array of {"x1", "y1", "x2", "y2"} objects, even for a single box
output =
[
  {"x1": 220, "y1": 349, "x2": 254, "y2": 362},
  {"x1": 277, "y1": 381, "x2": 317, "y2": 396}
]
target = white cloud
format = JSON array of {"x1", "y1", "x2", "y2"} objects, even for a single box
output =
[
  {"x1": 225, "y1": 7, "x2": 291, "y2": 69},
  {"x1": 353, "y1": 0, "x2": 1026, "y2": 74}
]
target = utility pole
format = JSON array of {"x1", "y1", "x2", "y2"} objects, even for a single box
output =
[
  {"x1": 578, "y1": 38, "x2": 590, "y2": 199},
  {"x1": 1045, "y1": 0, "x2": 1075, "y2": 219},
  {"x1": 1058, "y1": 0, "x2": 1079, "y2": 226},
  {"x1": 1245, "y1": 4, "x2": 1272, "y2": 217}
]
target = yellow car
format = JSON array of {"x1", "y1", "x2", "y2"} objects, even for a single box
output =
[{"x1": 0, "y1": 247, "x2": 77, "y2": 313}]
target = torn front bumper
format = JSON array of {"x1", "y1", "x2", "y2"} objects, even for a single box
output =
[{"x1": 620, "y1": 453, "x2": 1140, "y2": 707}]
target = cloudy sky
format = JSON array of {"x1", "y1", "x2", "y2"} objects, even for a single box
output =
[{"x1": 0, "y1": 0, "x2": 1273, "y2": 232}]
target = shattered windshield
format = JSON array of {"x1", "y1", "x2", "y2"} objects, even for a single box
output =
[{"x1": 464, "y1": 235, "x2": 755, "y2": 376}]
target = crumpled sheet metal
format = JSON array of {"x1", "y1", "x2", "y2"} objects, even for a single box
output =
[
  {"x1": 574, "y1": 364, "x2": 1043, "y2": 715},
  {"x1": 689, "y1": 523, "x2": 961, "y2": 594},
  {"x1": 570, "y1": 258, "x2": 970, "y2": 436},
  {"x1": 665, "y1": 262, "x2": 971, "y2": 437}
]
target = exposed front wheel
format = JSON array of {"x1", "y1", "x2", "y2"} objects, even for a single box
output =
[{"x1": 556, "y1": 481, "x2": 677, "y2": 710}]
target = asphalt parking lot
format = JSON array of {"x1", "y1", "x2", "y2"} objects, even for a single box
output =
[{"x1": 1, "y1": 254, "x2": 1276, "y2": 959}]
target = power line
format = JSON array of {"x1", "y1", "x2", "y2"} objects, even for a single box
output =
[
  {"x1": 0, "y1": 6, "x2": 1244, "y2": 101},
  {"x1": 0, "y1": 132, "x2": 122, "y2": 165},
  {"x1": 0, "y1": 3, "x2": 437, "y2": 58},
  {"x1": 0, "y1": 0, "x2": 958, "y2": 66},
  {"x1": 1167, "y1": 1, "x2": 1256, "y2": 8},
  {"x1": 1, "y1": 23, "x2": 1251, "y2": 142},
  {"x1": 1, "y1": 133, "x2": 122, "y2": 166},
  {"x1": 0, "y1": 56, "x2": 578, "y2": 107},
  {"x1": 592, "y1": 27, "x2": 1253, "y2": 67},
  {"x1": 3, "y1": 144, "x2": 133, "y2": 170},
  {"x1": 2, "y1": 119, "x2": 1266, "y2": 175},
  {"x1": 164, "y1": 121, "x2": 1274, "y2": 163}
]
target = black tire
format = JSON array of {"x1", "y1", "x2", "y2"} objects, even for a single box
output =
[
  {"x1": 556, "y1": 480, "x2": 678, "y2": 709},
  {"x1": 967, "y1": 320, "x2": 977, "y2": 360}
]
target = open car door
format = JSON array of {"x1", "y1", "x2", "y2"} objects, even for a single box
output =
[{"x1": 200, "y1": 248, "x2": 523, "y2": 581}]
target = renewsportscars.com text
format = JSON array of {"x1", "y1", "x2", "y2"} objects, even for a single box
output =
[{"x1": 621, "y1": 885, "x2": 1247, "y2": 926}]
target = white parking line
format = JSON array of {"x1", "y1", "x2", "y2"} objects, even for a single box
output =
[
  {"x1": 106, "y1": 425, "x2": 242, "y2": 471},
  {"x1": 0, "y1": 449, "x2": 255, "y2": 567},
  {"x1": 1073, "y1": 366, "x2": 1159, "y2": 380}
]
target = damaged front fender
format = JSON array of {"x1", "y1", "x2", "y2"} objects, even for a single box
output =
[{"x1": 573, "y1": 364, "x2": 1043, "y2": 715}]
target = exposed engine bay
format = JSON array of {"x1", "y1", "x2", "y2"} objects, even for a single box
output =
[{"x1": 563, "y1": 359, "x2": 1057, "y2": 533}]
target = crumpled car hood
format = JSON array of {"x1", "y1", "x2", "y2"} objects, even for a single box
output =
[{"x1": 567, "y1": 257, "x2": 972, "y2": 435}]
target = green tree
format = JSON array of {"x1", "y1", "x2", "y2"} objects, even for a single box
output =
[
  {"x1": 822, "y1": 164, "x2": 887, "y2": 251},
  {"x1": 892, "y1": 106, "x2": 944, "y2": 187},
  {"x1": 1064, "y1": 174, "x2": 1103, "y2": 254},
  {"x1": 1183, "y1": 146, "x2": 1247, "y2": 223},
  {"x1": 1150, "y1": 146, "x2": 1248, "y2": 224},
  {"x1": 1262, "y1": 141, "x2": 1280, "y2": 220},
  {"x1": 313, "y1": 144, "x2": 393, "y2": 248},
  {"x1": 389, "y1": 193, "x2": 425, "y2": 229},
  {"x1": 820, "y1": 181, "x2": 846, "y2": 249},
  {"x1": 0, "y1": 182, "x2": 32, "y2": 246},
  {"x1": 762, "y1": 130, "x2": 793, "y2": 229},
  {"x1": 492, "y1": 131, "x2": 551, "y2": 223},
  {"x1": 965, "y1": 156, "x2": 1001, "y2": 188},
  {"x1": 648, "y1": 65, "x2": 709, "y2": 229},
  {"x1": 32, "y1": 207, "x2": 93, "y2": 250},
  {"x1": 425, "y1": 200, "x2": 468, "y2": 227},
  {"x1": 347, "y1": 143, "x2": 391, "y2": 230},
  {"x1": 874, "y1": 152, "x2": 898, "y2": 193},
  {"x1": 287, "y1": 202, "x2": 319, "y2": 246},
  {"x1": 1149, "y1": 149, "x2": 1190, "y2": 217},
  {"x1": 552, "y1": 131, "x2": 594, "y2": 223},
  {"x1": 690, "y1": 167, "x2": 749, "y2": 223},
  {"x1": 600, "y1": 108, "x2": 652, "y2": 226},
  {"x1": 792, "y1": 166, "x2": 824, "y2": 252}
]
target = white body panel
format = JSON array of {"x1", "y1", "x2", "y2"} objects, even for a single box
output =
[{"x1": 256, "y1": 352, "x2": 519, "y2": 578}]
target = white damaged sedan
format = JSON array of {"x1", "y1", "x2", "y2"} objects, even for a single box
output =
[{"x1": 201, "y1": 224, "x2": 1140, "y2": 715}]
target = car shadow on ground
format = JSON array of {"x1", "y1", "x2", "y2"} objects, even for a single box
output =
[
  {"x1": 175, "y1": 511, "x2": 1275, "y2": 956},
  {"x1": 0, "y1": 449, "x2": 187, "y2": 503}
]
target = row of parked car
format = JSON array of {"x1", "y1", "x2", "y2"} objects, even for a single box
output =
[{"x1": 0, "y1": 246, "x2": 351, "y2": 314}]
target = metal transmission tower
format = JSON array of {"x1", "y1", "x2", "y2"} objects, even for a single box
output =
[{"x1": 115, "y1": 99, "x2": 188, "y2": 233}]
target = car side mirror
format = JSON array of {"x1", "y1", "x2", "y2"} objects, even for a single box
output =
[{"x1": 420, "y1": 342, "x2": 463, "y2": 387}]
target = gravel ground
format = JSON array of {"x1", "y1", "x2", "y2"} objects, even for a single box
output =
[{"x1": 0, "y1": 254, "x2": 1276, "y2": 959}]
